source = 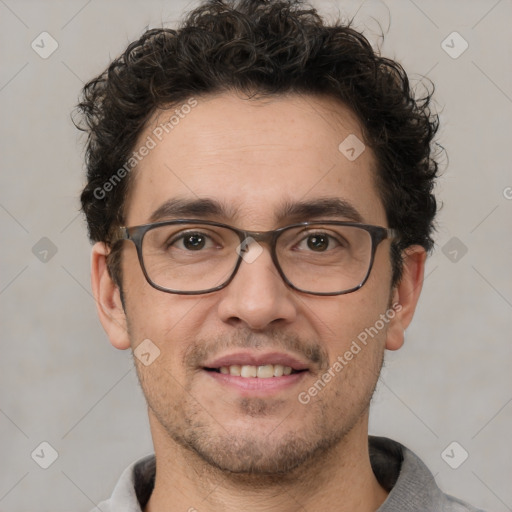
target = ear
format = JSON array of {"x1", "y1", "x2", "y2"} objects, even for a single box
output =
[
  {"x1": 385, "y1": 245, "x2": 427, "y2": 351},
  {"x1": 91, "y1": 242, "x2": 131, "y2": 350}
]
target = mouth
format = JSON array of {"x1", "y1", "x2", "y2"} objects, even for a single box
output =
[
  {"x1": 201, "y1": 351, "x2": 310, "y2": 393},
  {"x1": 203, "y1": 351, "x2": 310, "y2": 375},
  {"x1": 204, "y1": 364, "x2": 305, "y2": 378}
]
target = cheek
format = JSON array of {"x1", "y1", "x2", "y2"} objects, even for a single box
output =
[
  {"x1": 134, "y1": 354, "x2": 191, "y2": 432},
  {"x1": 124, "y1": 295, "x2": 213, "y2": 394},
  {"x1": 126, "y1": 293, "x2": 202, "y2": 353},
  {"x1": 121, "y1": 249, "x2": 201, "y2": 356},
  {"x1": 303, "y1": 286, "x2": 392, "y2": 362}
]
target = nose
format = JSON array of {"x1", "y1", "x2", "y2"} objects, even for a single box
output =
[{"x1": 216, "y1": 240, "x2": 298, "y2": 330}]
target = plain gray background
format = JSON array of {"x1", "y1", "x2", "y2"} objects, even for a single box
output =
[{"x1": 0, "y1": 0, "x2": 511, "y2": 510}]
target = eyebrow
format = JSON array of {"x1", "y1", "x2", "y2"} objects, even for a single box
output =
[
  {"x1": 278, "y1": 197, "x2": 364, "y2": 223},
  {"x1": 149, "y1": 198, "x2": 239, "y2": 223},
  {"x1": 148, "y1": 197, "x2": 364, "y2": 224}
]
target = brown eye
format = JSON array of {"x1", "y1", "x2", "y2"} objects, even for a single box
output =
[
  {"x1": 307, "y1": 234, "x2": 330, "y2": 251},
  {"x1": 181, "y1": 233, "x2": 206, "y2": 250}
]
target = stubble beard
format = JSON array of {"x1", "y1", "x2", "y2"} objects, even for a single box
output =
[
  {"x1": 139, "y1": 355, "x2": 383, "y2": 480},
  {"x1": 128, "y1": 316, "x2": 386, "y2": 480}
]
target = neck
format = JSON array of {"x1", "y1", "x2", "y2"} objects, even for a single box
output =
[{"x1": 144, "y1": 412, "x2": 388, "y2": 512}]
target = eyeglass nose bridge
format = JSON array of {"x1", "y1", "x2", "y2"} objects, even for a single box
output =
[
  {"x1": 236, "y1": 228, "x2": 279, "y2": 250},
  {"x1": 229, "y1": 228, "x2": 292, "y2": 293},
  {"x1": 233, "y1": 229, "x2": 282, "y2": 266}
]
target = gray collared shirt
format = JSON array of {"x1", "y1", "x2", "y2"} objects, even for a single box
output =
[{"x1": 90, "y1": 437, "x2": 485, "y2": 512}]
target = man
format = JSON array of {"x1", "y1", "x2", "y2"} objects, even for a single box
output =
[{"x1": 77, "y1": 0, "x2": 484, "y2": 510}]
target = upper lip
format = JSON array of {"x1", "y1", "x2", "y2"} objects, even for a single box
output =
[{"x1": 203, "y1": 351, "x2": 311, "y2": 371}]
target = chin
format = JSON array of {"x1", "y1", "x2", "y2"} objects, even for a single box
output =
[{"x1": 174, "y1": 421, "x2": 345, "y2": 477}]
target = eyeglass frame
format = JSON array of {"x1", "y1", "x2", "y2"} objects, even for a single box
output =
[{"x1": 112, "y1": 219, "x2": 398, "y2": 296}]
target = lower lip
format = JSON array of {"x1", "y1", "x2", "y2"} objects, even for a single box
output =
[{"x1": 203, "y1": 370, "x2": 307, "y2": 395}]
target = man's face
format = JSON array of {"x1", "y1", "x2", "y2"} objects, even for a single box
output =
[{"x1": 117, "y1": 93, "x2": 397, "y2": 474}]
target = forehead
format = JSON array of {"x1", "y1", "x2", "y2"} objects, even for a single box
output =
[{"x1": 125, "y1": 92, "x2": 386, "y2": 227}]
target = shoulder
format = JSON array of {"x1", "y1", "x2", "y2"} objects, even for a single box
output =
[
  {"x1": 370, "y1": 437, "x2": 486, "y2": 512},
  {"x1": 88, "y1": 453, "x2": 156, "y2": 512}
]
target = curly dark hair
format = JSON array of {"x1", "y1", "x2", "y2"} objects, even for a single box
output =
[{"x1": 76, "y1": 0, "x2": 439, "y2": 289}]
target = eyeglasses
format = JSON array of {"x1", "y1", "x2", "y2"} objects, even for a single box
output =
[{"x1": 113, "y1": 219, "x2": 397, "y2": 296}]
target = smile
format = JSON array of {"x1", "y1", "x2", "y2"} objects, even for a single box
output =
[{"x1": 205, "y1": 364, "x2": 302, "y2": 378}]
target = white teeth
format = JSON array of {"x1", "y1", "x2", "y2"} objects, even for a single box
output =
[
  {"x1": 273, "y1": 364, "x2": 284, "y2": 377},
  {"x1": 241, "y1": 365, "x2": 257, "y2": 378},
  {"x1": 257, "y1": 365, "x2": 274, "y2": 379},
  {"x1": 217, "y1": 364, "x2": 295, "y2": 378},
  {"x1": 229, "y1": 365, "x2": 241, "y2": 376}
]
